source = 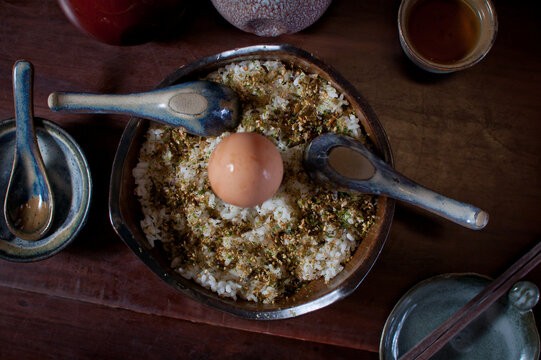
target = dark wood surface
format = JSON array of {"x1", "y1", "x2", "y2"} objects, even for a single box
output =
[{"x1": 1, "y1": 0, "x2": 540, "y2": 359}]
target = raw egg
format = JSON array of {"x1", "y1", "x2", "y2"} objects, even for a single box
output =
[{"x1": 208, "y1": 132, "x2": 283, "y2": 207}]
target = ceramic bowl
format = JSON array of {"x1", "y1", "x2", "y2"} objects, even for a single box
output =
[
  {"x1": 0, "y1": 118, "x2": 92, "y2": 261},
  {"x1": 57, "y1": 0, "x2": 187, "y2": 46},
  {"x1": 211, "y1": 0, "x2": 333, "y2": 37},
  {"x1": 109, "y1": 44, "x2": 395, "y2": 319},
  {"x1": 380, "y1": 273, "x2": 540, "y2": 359}
]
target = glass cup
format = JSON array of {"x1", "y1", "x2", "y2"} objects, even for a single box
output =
[{"x1": 398, "y1": 0, "x2": 498, "y2": 73}]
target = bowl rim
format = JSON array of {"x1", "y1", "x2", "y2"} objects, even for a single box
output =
[
  {"x1": 397, "y1": 0, "x2": 498, "y2": 73},
  {"x1": 108, "y1": 44, "x2": 396, "y2": 319},
  {"x1": 0, "y1": 117, "x2": 92, "y2": 262},
  {"x1": 379, "y1": 272, "x2": 541, "y2": 359}
]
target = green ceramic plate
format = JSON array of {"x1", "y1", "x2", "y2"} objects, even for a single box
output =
[{"x1": 380, "y1": 273, "x2": 540, "y2": 359}]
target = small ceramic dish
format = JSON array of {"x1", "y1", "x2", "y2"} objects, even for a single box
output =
[
  {"x1": 109, "y1": 44, "x2": 395, "y2": 319},
  {"x1": 380, "y1": 273, "x2": 540, "y2": 359},
  {"x1": 0, "y1": 118, "x2": 92, "y2": 262}
]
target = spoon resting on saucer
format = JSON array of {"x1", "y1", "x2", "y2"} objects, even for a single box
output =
[
  {"x1": 4, "y1": 60, "x2": 54, "y2": 240},
  {"x1": 303, "y1": 133, "x2": 489, "y2": 230},
  {"x1": 48, "y1": 81, "x2": 240, "y2": 137}
]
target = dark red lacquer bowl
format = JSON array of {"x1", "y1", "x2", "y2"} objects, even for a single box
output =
[{"x1": 57, "y1": 0, "x2": 186, "y2": 46}]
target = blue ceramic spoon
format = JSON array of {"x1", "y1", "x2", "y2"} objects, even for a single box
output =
[
  {"x1": 4, "y1": 61, "x2": 55, "y2": 240},
  {"x1": 303, "y1": 133, "x2": 489, "y2": 230},
  {"x1": 48, "y1": 81, "x2": 240, "y2": 137}
]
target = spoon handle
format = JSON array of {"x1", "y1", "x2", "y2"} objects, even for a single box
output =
[
  {"x1": 349, "y1": 148, "x2": 488, "y2": 230},
  {"x1": 370, "y1": 160, "x2": 489, "y2": 230},
  {"x1": 48, "y1": 81, "x2": 237, "y2": 136},
  {"x1": 305, "y1": 134, "x2": 489, "y2": 230},
  {"x1": 13, "y1": 61, "x2": 37, "y2": 150},
  {"x1": 12, "y1": 61, "x2": 49, "y2": 188},
  {"x1": 4, "y1": 60, "x2": 55, "y2": 241}
]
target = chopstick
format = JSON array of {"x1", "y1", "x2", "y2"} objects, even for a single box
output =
[{"x1": 399, "y1": 241, "x2": 541, "y2": 360}]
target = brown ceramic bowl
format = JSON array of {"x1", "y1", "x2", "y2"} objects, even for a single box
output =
[{"x1": 109, "y1": 44, "x2": 395, "y2": 319}]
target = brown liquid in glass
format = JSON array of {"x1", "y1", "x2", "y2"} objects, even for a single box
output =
[{"x1": 407, "y1": 0, "x2": 481, "y2": 64}]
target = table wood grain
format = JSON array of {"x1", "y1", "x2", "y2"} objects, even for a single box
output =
[{"x1": 1, "y1": 0, "x2": 540, "y2": 358}]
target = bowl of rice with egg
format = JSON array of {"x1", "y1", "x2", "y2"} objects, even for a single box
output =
[{"x1": 109, "y1": 44, "x2": 395, "y2": 319}]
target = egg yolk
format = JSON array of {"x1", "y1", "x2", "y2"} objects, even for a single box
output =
[{"x1": 208, "y1": 132, "x2": 284, "y2": 208}]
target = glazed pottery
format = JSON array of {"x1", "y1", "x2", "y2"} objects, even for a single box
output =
[
  {"x1": 211, "y1": 0, "x2": 333, "y2": 36},
  {"x1": 4, "y1": 61, "x2": 54, "y2": 241},
  {"x1": 0, "y1": 118, "x2": 92, "y2": 261},
  {"x1": 48, "y1": 81, "x2": 240, "y2": 137},
  {"x1": 304, "y1": 133, "x2": 488, "y2": 230},
  {"x1": 108, "y1": 44, "x2": 395, "y2": 319},
  {"x1": 380, "y1": 273, "x2": 540, "y2": 359}
]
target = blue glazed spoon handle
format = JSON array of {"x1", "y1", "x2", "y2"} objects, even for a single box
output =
[
  {"x1": 369, "y1": 158, "x2": 489, "y2": 230},
  {"x1": 14, "y1": 61, "x2": 38, "y2": 156},
  {"x1": 48, "y1": 81, "x2": 239, "y2": 137},
  {"x1": 304, "y1": 133, "x2": 489, "y2": 230},
  {"x1": 3, "y1": 60, "x2": 55, "y2": 240},
  {"x1": 12, "y1": 61, "x2": 51, "y2": 199}
]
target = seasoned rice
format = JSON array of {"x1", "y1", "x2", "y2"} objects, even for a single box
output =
[{"x1": 133, "y1": 60, "x2": 377, "y2": 303}]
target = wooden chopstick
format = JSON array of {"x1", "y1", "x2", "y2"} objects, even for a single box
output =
[{"x1": 399, "y1": 241, "x2": 541, "y2": 360}]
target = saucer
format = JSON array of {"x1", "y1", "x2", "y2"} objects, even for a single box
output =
[
  {"x1": 380, "y1": 273, "x2": 540, "y2": 359},
  {"x1": 0, "y1": 118, "x2": 92, "y2": 261}
]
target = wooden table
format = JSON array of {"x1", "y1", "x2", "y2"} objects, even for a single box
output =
[{"x1": 1, "y1": 1, "x2": 540, "y2": 358}]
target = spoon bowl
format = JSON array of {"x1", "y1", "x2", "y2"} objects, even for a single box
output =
[
  {"x1": 48, "y1": 81, "x2": 240, "y2": 137},
  {"x1": 3, "y1": 60, "x2": 54, "y2": 241},
  {"x1": 303, "y1": 133, "x2": 489, "y2": 230}
]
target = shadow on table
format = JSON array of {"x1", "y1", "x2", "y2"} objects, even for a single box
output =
[
  {"x1": 393, "y1": 202, "x2": 445, "y2": 238},
  {"x1": 393, "y1": 53, "x2": 455, "y2": 85},
  {"x1": 60, "y1": 114, "x2": 127, "y2": 255}
]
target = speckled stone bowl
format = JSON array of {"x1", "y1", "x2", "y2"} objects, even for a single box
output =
[
  {"x1": 211, "y1": 0, "x2": 333, "y2": 37},
  {"x1": 109, "y1": 44, "x2": 395, "y2": 319}
]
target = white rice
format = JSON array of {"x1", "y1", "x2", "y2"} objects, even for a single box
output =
[{"x1": 133, "y1": 60, "x2": 377, "y2": 303}]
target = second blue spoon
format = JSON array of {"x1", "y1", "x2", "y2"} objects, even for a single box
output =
[{"x1": 48, "y1": 81, "x2": 240, "y2": 137}]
